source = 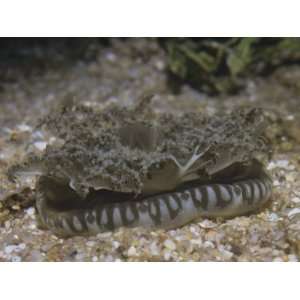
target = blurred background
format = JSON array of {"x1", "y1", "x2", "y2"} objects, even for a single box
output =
[
  {"x1": 0, "y1": 37, "x2": 300, "y2": 124},
  {"x1": 1, "y1": 37, "x2": 300, "y2": 148}
]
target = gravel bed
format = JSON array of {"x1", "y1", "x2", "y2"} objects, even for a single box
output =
[{"x1": 1, "y1": 39, "x2": 300, "y2": 261}]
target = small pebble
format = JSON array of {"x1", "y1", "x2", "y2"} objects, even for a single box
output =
[
  {"x1": 288, "y1": 254, "x2": 298, "y2": 262},
  {"x1": 97, "y1": 232, "x2": 112, "y2": 239},
  {"x1": 203, "y1": 241, "x2": 215, "y2": 249},
  {"x1": 106, "y1": 255, "x2": 116, "y2": 262},
  {"x1": 4, "y1": 221, "x2": 11, "y2": 229},
  {"x1": 18, "y1": 243, "x2": 26, "y2": 250},
  {"x1": 86, "y1": 241, "x2": 96, "y2": 247},
  {"x1": 34, "y1": 141, "x2": 47, "y2": 151},
  {"x1": 30, "y1": 250, "x2": 44, "y2": 261},
  {"x1": 219, "y1": 247, "x2": 233, "y2": 259},
  {"x1": 32, "y1": 130, "x2": 44, "y2": 139},
  {"x1": 268, "y1": 160, "x2": 293, "y2": 170},
  {"x1": 287, "y1": 208, "x2": 300, "y2": 219},
  {"x1": 164, "y1": 239, "x2": 176, "y2": 250},
  {"x1": 273, "y1": 257, "x2": 284, "y2": 262},
  {"x1": 127, "y1": 246, "x2": 137, "y2": 257},
  {"x1": 28, "y1": 223, "x2": 37, "y2": 230},
  {"x1": 12, "y1": 205, "x2": 21, "y2": 210},
  {"x1": 149, "y1": 242, "x2": 160, "y2": 256},
  {"x1": 198, "y1": 219, "x2": 217, "y2": 229},
  {"x1": 49, "y1": 137, "x2": 57, "y2": 145},
  {"x1": 268, "y1": 213, "x2": 279, "y2": 222},
  {"x1": 17, "y1": 124, "x2": 32, "y2": 132},
  {"x1": 154, "y1": 60, "x2": 165, "y2": 71},
  {"x1": 291, "y1": 197, "x2": 300, "y2": 204},
  {"x1": 5, "y1": 245, "x2": 17, "y2": 254},
  {"x1": 75, "y1": 253, "x2": 86, "y2": 261},
  {"x1": 112, "y1": 241, "x2": 120, "y2": 249},
  {"x1": 25, "y1": 207, "x2": 35, "y2": 216},
  {"x1": 105, "y1": 52, "x2": 117, "y2": 62},
  {"x1": 191, "y1": 239, "x2": 203, "y2": 247},
  {"x1": 163, "y1": 250, "x2": 172, "y2": 260},
  {"x1": 11, "y1": 256, "x2": 22, "y2": 262}
]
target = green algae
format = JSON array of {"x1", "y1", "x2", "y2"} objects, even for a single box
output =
[{"x1": 163, "y1": 38, "x2": 300, "y2": 94}]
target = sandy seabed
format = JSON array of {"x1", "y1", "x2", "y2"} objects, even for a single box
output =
[{"x1": 1, "y1": 39, "x2": 300, "y2": 261}]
